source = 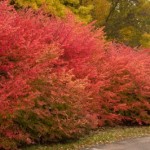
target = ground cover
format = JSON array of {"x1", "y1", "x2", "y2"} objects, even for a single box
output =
[{"x1": 23, "y1": 126, "x2": 150, "y2": 150}]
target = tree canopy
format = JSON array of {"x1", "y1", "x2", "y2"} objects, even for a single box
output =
[
  {"x1": 10, "y1": 0, "x2": 93, "y2": 22},
  {"x1": 79, "y1": 0, "x2": 150, "y2": 47},
  {"x1": 94, "y1": 0, "x2": 150, "y2": 47}
]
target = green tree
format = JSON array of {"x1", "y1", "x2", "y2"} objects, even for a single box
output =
[
  {"x1": 85, "y1": 0, "x2": 150, "y2": 47},
  {"x1": 104, "y1": 0, "x2": 150, "y2": 47}
]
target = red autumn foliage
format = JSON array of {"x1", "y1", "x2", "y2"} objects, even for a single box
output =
[
  {"x1": 0, "y1": 2, "x2": 92, "y2": 149},
  {"x1": 0, "y1": 1, "x2": 150, "y2": 149},
  {"x1": 88, "y1": 44, "x2": 150, "y2": 126}
]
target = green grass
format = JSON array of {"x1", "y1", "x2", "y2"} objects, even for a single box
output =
[{"x1": 23, "y1": 126, "x2": 150, "y2": 150}]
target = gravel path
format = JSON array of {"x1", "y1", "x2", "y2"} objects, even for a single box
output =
[{"x1": 82, "y1": 136, "x2": 150, "y2": 150}]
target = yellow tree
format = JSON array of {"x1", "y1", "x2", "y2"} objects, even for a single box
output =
[
  {"x1": 83, "y1": 0, "x2": 111, "y2": 26},
  {"x1": 10, "y1": 0, "x2": 93, "y2": 23}
]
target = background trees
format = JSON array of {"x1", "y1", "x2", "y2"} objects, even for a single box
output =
[
  {"x1": 10, "y1": 0, "x2": 93, "y2": 22},
  {"x1": 91, "y1": 0, "x2": 150, "y2": 47},
  {"x1": 77, "y1": 0, "x2": 150, "y2": 47},
  {"x1": 104, "y1": 0, "x2": 150, "y2": 47}
]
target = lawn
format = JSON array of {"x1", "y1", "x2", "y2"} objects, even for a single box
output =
[{"x1": 23, "y1": 126, "x2": 150, "y2": 150}]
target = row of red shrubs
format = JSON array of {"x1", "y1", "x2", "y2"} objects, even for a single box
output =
[{"x1": 0, "y1": 2, "x2": 150, "y2": 149}]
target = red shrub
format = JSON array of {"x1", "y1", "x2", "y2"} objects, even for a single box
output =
[
  {"x1": 88, "y1": 43, "x2": 150, "y2": 126},
  {"x1": 0, "y1": 2, "x2": 92, "y2": 149},
  {"x1": 1, "y1": 1, "x2": 150, "y2": 149}
]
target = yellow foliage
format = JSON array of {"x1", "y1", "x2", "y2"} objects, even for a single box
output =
[
  {"x1": 140, "y1": 33, "x2": 150, "y2": 48},
  {"x1": 12, "y1": 0, "x2": 93, "y2": 22}
]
